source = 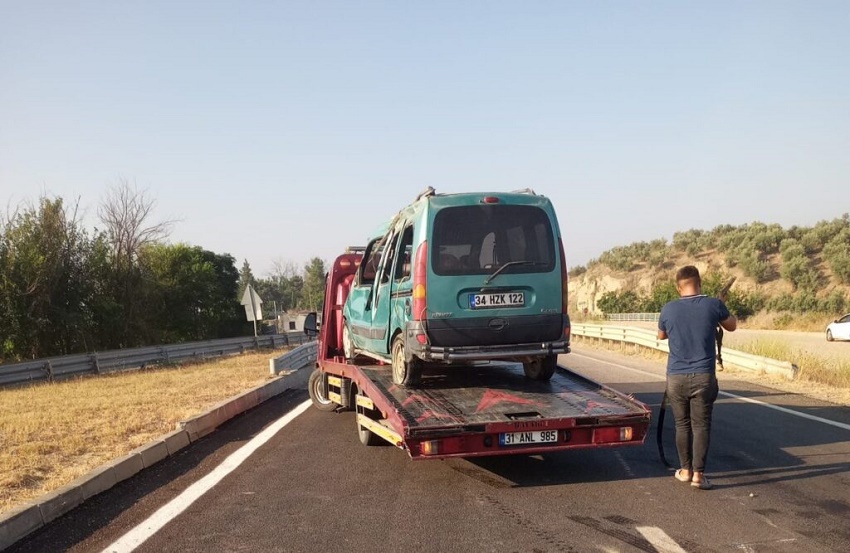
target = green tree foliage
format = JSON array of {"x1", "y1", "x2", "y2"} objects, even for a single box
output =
[
  {"x1": 568, "y1": 265, "x2": 587, "y2": 278},
  {"x1": 301, "y1": 257, "x2": 327, "y2": 311},
  {"x1": 598, "y1": 240, "x2": 669, "y2": 272},
  {"x1": 0, "y1": 197, "x2": 103, "y2": 358},
  {"x1": 823, "y1": 227, "x2": 850, "y2": 284},
  {"x1": 0, "y1": 193, "x2": 247, "y2": 362},
  {"x1": 779, "y1": 239, "x2": 820, "y2": 291},
  {"x1": 236, "y1": 259, "x2": 255, "y2": 301},
  {"x1": 672, "y1": 229, "x2": 709, "y2": 255},
  {"x1": 597, "y1": 290, "x2": 643, "y2": 314},
  {"x1": 141, "y1": 244, "x2": 242, "y2": 342},
  {"x1": 595, "y1": 272, "x2": 760, "y2": 319}
]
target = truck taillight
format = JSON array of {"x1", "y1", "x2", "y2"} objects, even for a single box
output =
[
  {"x1": 421, "y1": 440, "x2": 440, "y2": 455},
  {"x1": 593, "y1": 427, "x2": 633, "y2": 444},
  {"x1": 413, "y1": 241, "x2": 428, "y2": 321}
]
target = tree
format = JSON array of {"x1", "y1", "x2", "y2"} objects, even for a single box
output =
[
  {"x1": 0, "y1": 197, "x2": 100, "y2": 359},
  {"x1": 97, "y1": 180, "x2": 174, "y2": 347},
  {"x1": 98, "y1": 180, "x2": 173, "y2": 269},
  {"x1": 237, "y1": 259, "x2": 255, "y2": 302},
  {"x1": 140, "y1": 244, "x2": 242, "y2": 342},
  {"x1": 301, "y1": 257, "x2": 327, "y2": 311}
]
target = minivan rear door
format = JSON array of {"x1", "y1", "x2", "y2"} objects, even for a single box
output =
[{"x1": 427, "y1": 202, "x2": 563, "y2": 347}]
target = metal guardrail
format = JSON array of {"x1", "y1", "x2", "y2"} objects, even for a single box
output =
[
  {"x1": 269, "y1": 340, "x2": 318, "y2": 375},
  {"x1": 606, "y1": 313, "x2": 661, "y2": 322},
  {"x1": 0, "y1": 333, "x2": 315, "y2": 388},
  {"x1": 571, "y1": 323, "x2": 799, "y2": 380}
]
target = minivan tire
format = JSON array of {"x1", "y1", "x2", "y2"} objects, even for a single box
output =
[
  {"x1": 342, "y1": 322, "x2": 354, "y2": 359},
  {"x1": 392, "y1": 335, "x2": 422, "y2": 387},
  {"x1": 523, "y1": 354, "x2": 557, "y2": 381}
]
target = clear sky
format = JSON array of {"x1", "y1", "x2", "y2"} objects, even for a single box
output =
[{"x1": 2, "y1": 1, "x2": 848, "y2": 277}]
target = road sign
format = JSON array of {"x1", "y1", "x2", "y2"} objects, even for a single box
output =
[{"x1": 240, "y1": 285, "x2": 263, "y2": 337}]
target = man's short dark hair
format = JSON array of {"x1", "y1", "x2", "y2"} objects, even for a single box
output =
[{"x1": 676, "y1": 265, "x2": 701, "y2": 285}]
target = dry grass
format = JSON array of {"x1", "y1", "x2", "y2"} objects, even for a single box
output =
[
  {"x1": 742, "y1": 311, "x2": 838, "y2": 332},
  {"x1": 732, "y1": 339, "x2": 850, "y2": 389},
  {"x1": 0, "y1": 351, "x2": 278, "y2": 517}
]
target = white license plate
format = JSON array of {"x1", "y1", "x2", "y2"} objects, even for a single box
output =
[
  {"x1": 499, "y1": 430, "x2": 558, "y2": 446},
  {"x1": 469, "y1": 292, "x2": 525, "y2": 309}
]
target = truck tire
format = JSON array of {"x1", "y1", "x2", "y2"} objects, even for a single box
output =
[
  {"x1": 356, "y1": 389, "x2": 383, "y2": 446},
  {"x1": 342, "y1": 322, "x2": 354, "y2": 359},
  {"x1": 308, "y1": 370, "x2": 337, "y2": 412},
  {"x1": 391, "y1": 335, "x2": 422, "y2": 387},
  {"x1": 523, "y1": 355, "x2": 557, "y2": 381}
]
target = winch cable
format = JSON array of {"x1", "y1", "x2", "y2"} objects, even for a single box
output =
[{"x1": 656, "y1": 277, "x2": 736, "y2": 468}]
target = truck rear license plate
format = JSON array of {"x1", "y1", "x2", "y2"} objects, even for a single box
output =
[
  {"x1": 499, "y1": 430, "x2": 558, "y2": 446},
  {"x1": 469, "y1": 292, "x2": 524, "y2": 309}
]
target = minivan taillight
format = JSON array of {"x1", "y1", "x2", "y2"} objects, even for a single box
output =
[
  {"x1": 558, "y1": 238, "x2": 571, "y2": 341},
  {"x1": 558, "y1": 238, "x2": 569, "y2": 314},
  {"x1": 413, "y1": 241, "x2": 428, "y2": 321}
]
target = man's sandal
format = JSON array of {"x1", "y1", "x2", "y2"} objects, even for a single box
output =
[
  {"x1": 691, "y1": 477, "x2": 713, "y2": 490},
  {"x1": 674, "y1": 469, "x2": 691, "y2": 483}
]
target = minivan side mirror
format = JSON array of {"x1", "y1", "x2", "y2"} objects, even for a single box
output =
[{"x1": 304, "y1": 312, "x2": 319, "y2": 336}]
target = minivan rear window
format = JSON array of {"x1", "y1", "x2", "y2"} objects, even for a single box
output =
[{"x1": 432, "y1": 205, "x2": 556, "y2": 276}]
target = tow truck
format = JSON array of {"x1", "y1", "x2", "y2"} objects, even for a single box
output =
[{"x1": 306, "y1": 250, "x2": 651, "y2": 460}]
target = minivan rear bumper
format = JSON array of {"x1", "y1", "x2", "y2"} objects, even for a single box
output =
[
  {"x1": 413, "y1": 341, "x2": 571, "y2": 363},
  {"x1": 405, "y1": 318, "x2": 571, "y2": 363}
]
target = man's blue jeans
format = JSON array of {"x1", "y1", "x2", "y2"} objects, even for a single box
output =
[{"x1": 666, "y1": 372, "x2": 719, "y2": 473}]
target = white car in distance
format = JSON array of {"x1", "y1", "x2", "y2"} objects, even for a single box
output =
[{"x1": 826, "y1": 314, "x2": 850, "y2": 342}]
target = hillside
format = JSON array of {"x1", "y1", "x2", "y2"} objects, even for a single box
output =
[{"x1": 569, "y1": 215, "x2": 850, "y2": 323}]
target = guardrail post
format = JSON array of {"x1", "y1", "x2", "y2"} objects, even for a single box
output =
[
  {"x1": 44, "y1": 360, "x2": 54, "y2": 382},
  {"x1": 91, "y1": 354, "x2": 101, "y2": 374}
]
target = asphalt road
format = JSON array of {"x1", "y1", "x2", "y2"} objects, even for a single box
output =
[{"x1": 9, "y1": 347, "x2": 850, "y2": 553}]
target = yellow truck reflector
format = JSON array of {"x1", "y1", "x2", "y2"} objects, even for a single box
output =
[
  {"x1": 357, "y1": 414, "x2": 403, "y2": 447},
  {"x1": 356, "y1": 394, "x2": 374, "y2": 410}
]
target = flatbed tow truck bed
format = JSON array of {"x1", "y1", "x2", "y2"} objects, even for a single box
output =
[{"x1": 314, "y1": 357, "x2": 650, "y2": 460}]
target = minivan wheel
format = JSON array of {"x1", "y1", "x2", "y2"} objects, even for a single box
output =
[
  {"x1": 523, "y1": 355, "x2": 557, "y2": 381},
  {"x1": 827, "y1": 330, "x2": 834, "y2": 342},
  {"x1": 342, "y1": 323, "x2": 354, "y2": 359},
  {"x1": 391, "y1": 336, "x2": 422, "y2": 387}
]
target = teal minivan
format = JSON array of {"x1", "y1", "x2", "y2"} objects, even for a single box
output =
[{"x1": 342, "y1": 188, "x2": 571, "y2": 386}]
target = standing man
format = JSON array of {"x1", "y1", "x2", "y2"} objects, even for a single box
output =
[{"x1": 658, "y1": 266, "x2": 736, "y2": 490}]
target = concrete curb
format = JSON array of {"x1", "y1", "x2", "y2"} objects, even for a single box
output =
[{"x1": 0, "y1": 363, "x2": 314, "y2": 551}]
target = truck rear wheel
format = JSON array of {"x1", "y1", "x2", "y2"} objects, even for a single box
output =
[
  {"x1": 308, "y1": 370, "x2": 337, "y2": 411},
  {"x1": 391, "y1": 335, "x2": 422, "y2": 387},
  {"x1": 356, "y1": 389, "x2": 383, "y2": 446},
  {"x1": 523, "y1": 355, "x2": 557, "y2": 381}
]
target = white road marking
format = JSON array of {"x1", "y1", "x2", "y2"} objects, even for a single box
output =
[
  {"x1": 635, "y1": 526, "x2": 688, "y2": 553},
  {"x1": 571, "y1": 352, "x2": 850, "y2": 431},
  {"x1": 102, "y1": 399, "x2": 313, "y2": 553}
]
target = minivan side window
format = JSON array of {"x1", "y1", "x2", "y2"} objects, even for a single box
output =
[
  {"x1": 359, "y1": 238, "x2": 384, "y2": 285},
  {"x1": 379, "y1": 231, "x2": 399, "y2": 284},
  {"x1": 395, "y1": 226, "x2": 414, "y2": 281}
]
